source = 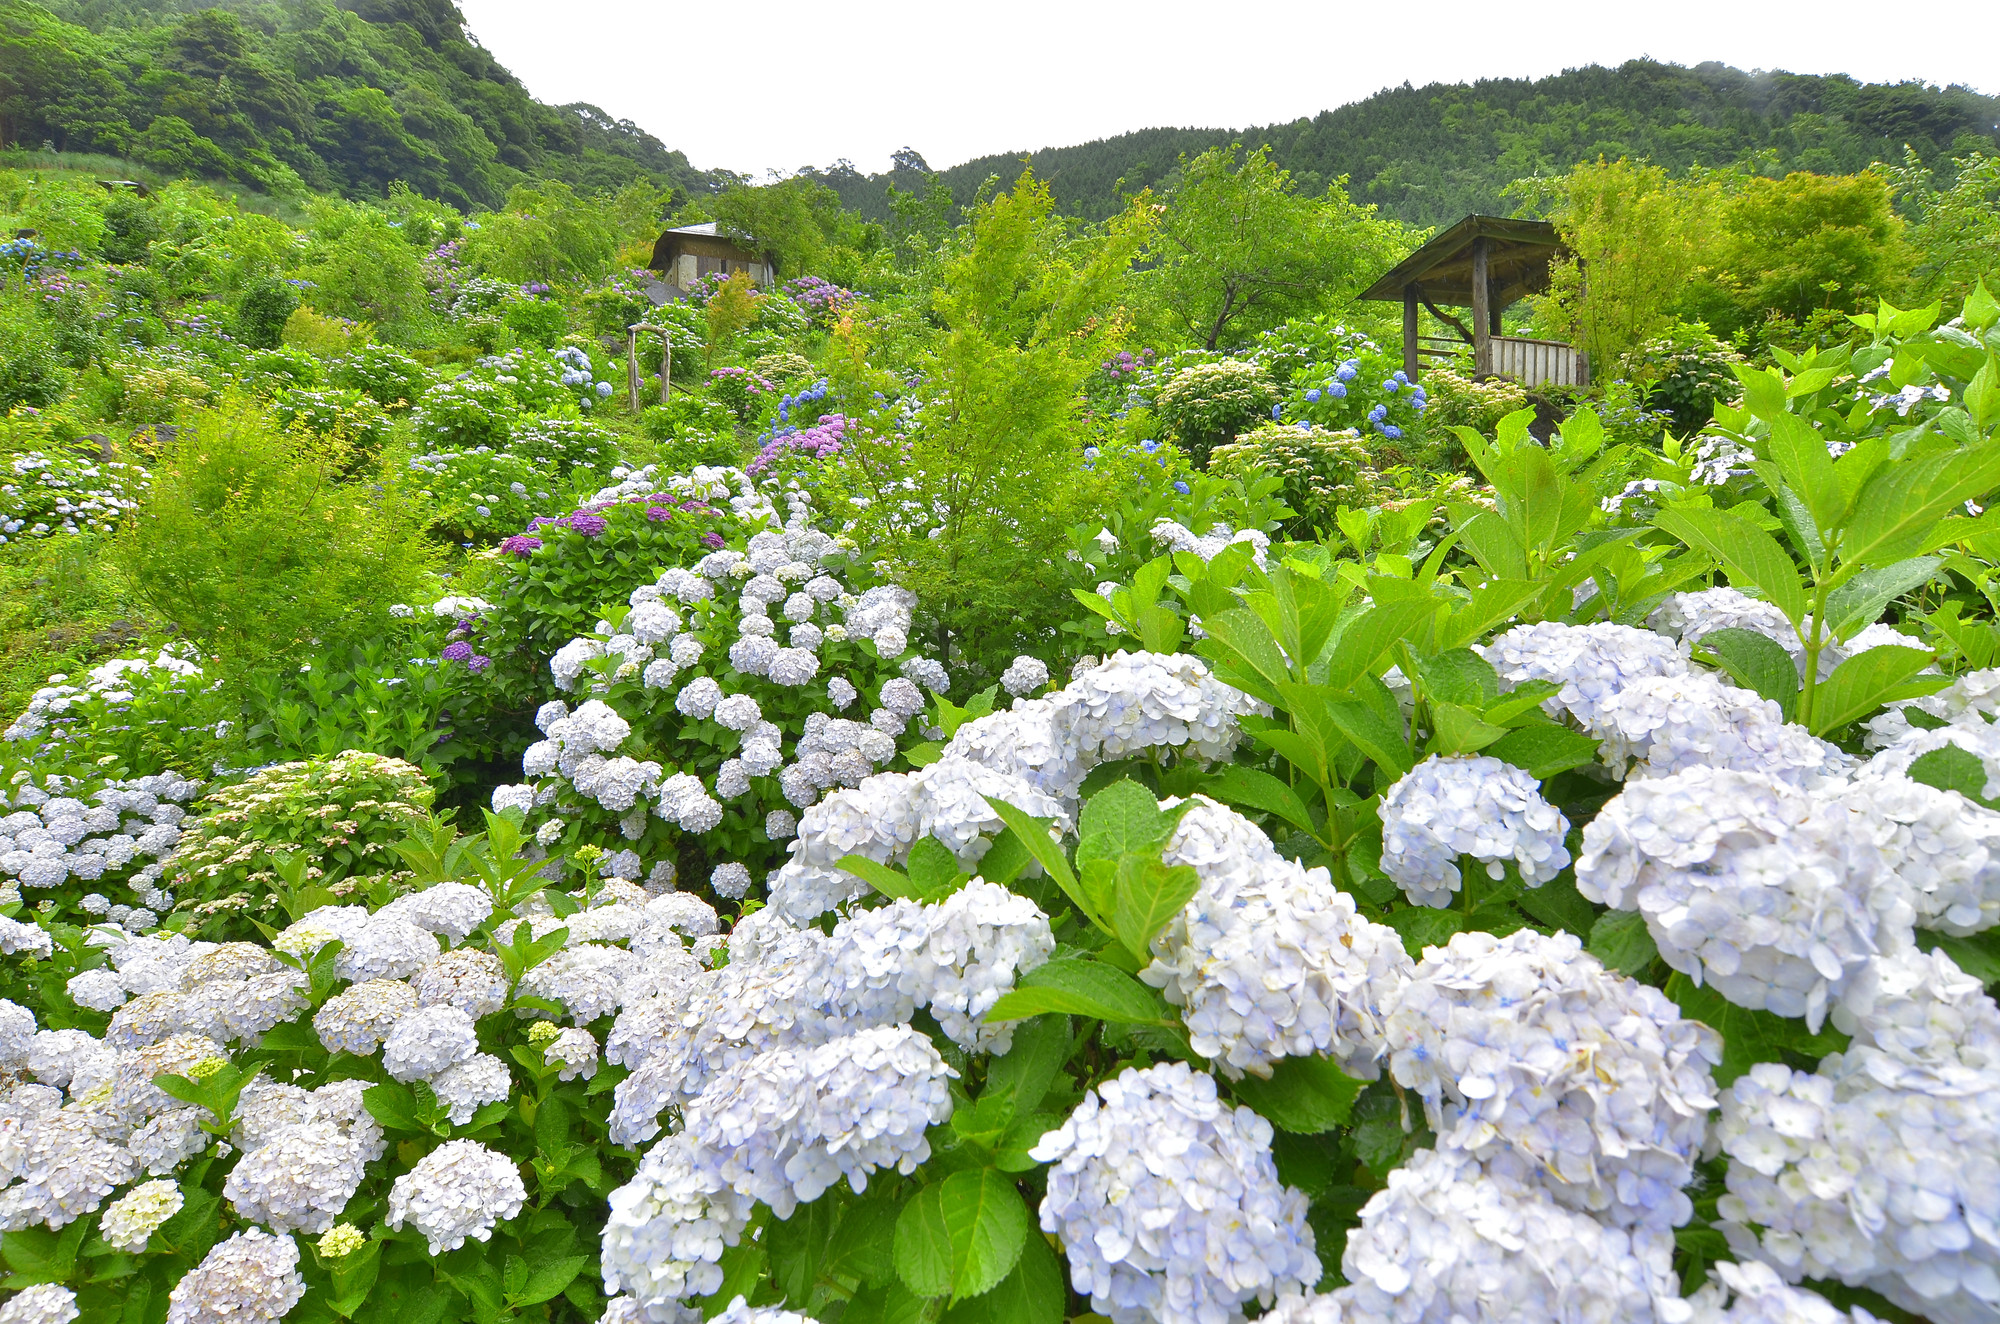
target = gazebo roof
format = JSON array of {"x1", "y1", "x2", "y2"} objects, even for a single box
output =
[{"x1": 1359, "y1": 215, "x2": 1565, "y2": 308}]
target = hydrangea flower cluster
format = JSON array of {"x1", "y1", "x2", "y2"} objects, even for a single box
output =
[
  {"x1": 1382, "y1": 929, "x2": 1721, "y2": 1229},
  {"x1": 1379, "y1": 755, "x2": 1571, "y2": 906},
  {"x1": 1031, "y1": 1061, "x2": 1320, "y2": 1324},
  {"x1": 602, "y1": 1025, "x2": 954, "y2": 1318},
  {"x1": 0, "y1": 450, "x2": 149, "y2": 543},
  {"x1": 1143, "y1": 797, "x2": 1412, "y2": 1078},
  {"x1": 3, "y1": 647, "x2": 202, "y2": 747},
  {"x1": 767, "y1": 652, "x2": 1265, "y2": 921},
  {"x1": 0, "y1": 769, "x2": 196, "y2": 924}
]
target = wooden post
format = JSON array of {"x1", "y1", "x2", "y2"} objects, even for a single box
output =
[
  {"x1": 660, "y1": 335, "x2": 671, "y2": 402},
  {"x1": 1470, "y1": 236, "x2": 1491, "y2": 378},
  {"x1": 626, "y1": 324, "x2": 643, "y2": 414},
  {"x1": 1402, "y1": 284, "x2": 1421, "y2": 383}
]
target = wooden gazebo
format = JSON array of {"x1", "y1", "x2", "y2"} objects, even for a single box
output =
[{"x1": 1359, "y1": 215, "x2": 1585, "y2": 388}]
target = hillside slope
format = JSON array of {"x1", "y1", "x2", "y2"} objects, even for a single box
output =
[
  {"x1": 0, "y1": 0, "x2": 734, "y2": 208},
  {"x1": 814, "y1": 61, "x2": 2000, "y2": 226}
]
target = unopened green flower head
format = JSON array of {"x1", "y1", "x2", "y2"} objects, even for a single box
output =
[
  {"x1": 187, "y1": 1056, "x2": 231, "y2": 1081},
  {"x1": 526, "y1": 1019, "x2": 562, "y2": 1047},
  {"x1": 318, "y1": 1223, "x2": 366, "y2": 1259},
  {"x1": 571, "y1": 843, "x2": 606, "y2": 866}
]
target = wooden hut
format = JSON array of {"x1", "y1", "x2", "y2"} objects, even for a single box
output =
[
  {"x1": 647, "y1": 222, "x2": 776, "y2": 299},
  {"x1": 1359, "y1": 215, "x2": 1585, "y2": 389}
]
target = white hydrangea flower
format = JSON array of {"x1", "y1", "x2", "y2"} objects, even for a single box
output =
[
  {"x1": 1482, "y1": 619, "x2": 1690, "y2": 731},
  {"x1": 1379, "y1": 755, "x2": 1572, "y2": 906},
  {"x1": 767, "y1": 648, "x2": 819, "y2": 686},
  {"x1": 1383, "y1": 929, "x2": 1721, "y2": 1230},
  {"x1": 1048, "y1": 650, "x2": 1263, "y2": 768},
  {"x1": 223, "y1": 1080, "x2": 385, "y2": 1234},
  {"x1": 165, "y1": 1229, "x2": 305, "y2": 1324},
  {"x1": 1032, "y1": 1061, "x2": 1319, "y2": 1324},
  {"x1": 675, "y1": 677, "x2": 722, "y2": 720},
  {"x1": 1577, "y1": 768, "x2": 1910, "y2": 1030},
  {"x1": 381, "y1": 1005, "x2": 479, "y2": 1082},
  {"x1": 827, "y1": 676, "x2": 857, "y2": 709},
  {"x1": 1144, "y1": 798, "x2": 1412, "y2": 1079},
  {"x1": 1336, "y1": 1147, "x2": 1684, "y2": 1324},
  {"x1": 999, "y1": 654, "x2": 1050, "y2": 697},
  {"x1": 601, "y1": 1132, "x2": 758, "y2": 1312},
  {"x1": 386, "y1": 1139, "x2": 527, "y2": 1254},
  {"x1": 710, "y1": 862, "x2": 752, "y2": 900},
  {"x1": 412, "y1": 949, "x2": 509, "y2": 1019},
  {"x1": 1826, "y1": 774, "x2": 2000, "y2": 935},
  {"x1": 314, "y1": 978, "x2": 418, "y2": 1055},
  {"x1": 941, "y1": 698, "x2": 1080, "y2": 803},
  {"x1": 1685, "y1": 1260, "x2": 1883, "y2": 1324},
  {"x1": 1591, "y1": 672, "x2": 1851, "y2": 786},
  {"x1": 431, "y1": 1052, "x2": 511, "y2": 1125},
  {"x1": 0, "y1": 1284, "x2": 78, "y2": 1324},
  {"x1": 378, "y1": 882, "x2": 493, "y2": 941},
  {"x1": 909, "y1": 755, "x2": 1065, "y2": 866},
  {"x1": 98, "y1": 1179, "x2": 183, "y2": 1252}
]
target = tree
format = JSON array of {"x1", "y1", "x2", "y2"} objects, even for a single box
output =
[
  {"x1": 462, "y1": 182, "x2": 619, "y2": 285},
  {"x1": 841, "y1": 170, "x2": 1150, "y2": 670},
  {"x1": 1144, "y1": 144, "x2": 1411, "y2": 350},
  {"x1": 1882, "y1": 148, "x2": 2000, "y2": 312},
  {"x1": 1707, "y1": 171, "x2": 1910, "y2": 327},
  {"x1": 1533, "y1": 158, "x2": 1728, "y2": 370}
]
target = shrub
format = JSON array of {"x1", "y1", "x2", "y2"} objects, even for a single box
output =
[
  {"x1": 501, "y1": 295, "x2": 567, "y2": 347},
  {"x1": 1620, "y1": 320, "x2": 1746, "y2": 434},
  {"x1": 707, "y1": 366, "x2": 775, "y2": 422},
  {"x1": 750, "y1": 350, "x2": 815, "y2": 386},
  {"x1": 272, "y1": 387, "x2": 389, "y2": 451},
  {"x1": 0, "y1": 762, "x2": 200, "y2": 929},
  {"x1": 162, "y1": 750, "x2": 433, "y2": 934},
  {"x1": 332, "y1": 343, "x2": 433, "y2": 411},
  {"x1": 0, "y1": 448, "x2": 151, "y2": 543},
  {"x1": 411, "y1": 378, "x2": 520, "y2": 450},
  {"x1": 281, "y1": 305, "x2": 369, "y2": 357},
  {"x1": 1153, "y1": 359, "x2": 1278, "y2": 467},
  {"x1": 235, "y1": 276, "x2": 300, "y2": 349},
  {"x1": 113, "y1": 398, "x2": 438, "y2": 688},
  {"x1": 1209, "y1": 424, "x2": 1388, "y2": 532}
]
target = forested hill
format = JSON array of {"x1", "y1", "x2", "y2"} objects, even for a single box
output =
[
  {"x1": 0, "y1": 0, "x2": 736, "y2": 208},
  {"x1": 812, "y1": 61, "x2": 2000, "y2": 227}
]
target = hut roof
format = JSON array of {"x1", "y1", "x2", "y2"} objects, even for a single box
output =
[{"x1": 1359, "y1": 215, "x2": 1565, "y2": 308}]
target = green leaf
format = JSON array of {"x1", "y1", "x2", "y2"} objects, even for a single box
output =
[
  {"x1": 1384, "y1": 906, "x2": 1467, "y2": 959},
  {"x1": 977, "y1": 828, "x2": 1032, "y2": 887},
  {"x1": 1808, "y1": 646, "x2": 1943, "y2": 735},
  {"x1": 1200, "y1": 608, "x2": 1294, "y2": 700},
  {"x1": 893, "y1": 1170, "x2": 1029, "y2": 1303},
  {"x1": 1964, "y1": 279, "x2": 2000, "y2": 333},
  {"x1": 941, "y1": 1217, "x2": 1063, "y2": 1324},
  {"x1": 907, "y1": 837, "x2": 970, "y2": 898},
  {"x1": 1426, "y1": 701, "x2": 1509, "y2": 756},
  {"x1": 982, "y1": 1015, "x2": 1072, "y2": 1122},
  {"x1": 1322, "y1": 698, "x2": 1413, "y2": 781},
  {"x1": 826, "y1": 1198, "x2": 903, "y2": 1290},
  {"x1": 1325, "y1": 601, "x2": 1437, "y2": 690},
  {"x1": 1514, "y1": 874, "x2": 1597, "y2": 936},
  {"x1": 514, "y1": 1257, "x2": 588, "y2": 1307},
  {"x1": 1840, "y1": 444, "x2": 2000, "y2": 569},
  {"x1": 1483, "y1": 724, "x2": 1601, "y2": 779},
  {"x1": 1201, "y1": 765, "x2": 1315, "y2": 834},
  {"x1": 1229, "y1": 1055, "x2": 1365, "y2": 1133},
  {"x1": 361, "y1": 1080, "x2": 423, "y2": 1134},
  {"x1": 1413, "y1": 648, "x2": 1501, "y2": 707},
  {"x1": 1111, "y1": 857, "x2": 1200, "y2": 965},
  {"x1": 1696, "y1": 627, "x2": 1800, "y2": 720},
  {"x1": 1907, "y1": 744, "x2": 2000, "y2": 810},
  {"x1": 1587, "y1": 909, "x2": 1659, "y2": 976},
  {"x1": 844, "y1": 1281, "x2": 933, "y2": 1324},
  {"x1": 1075, "y1": 779, "x2": 1178, "y2": 866},
  {"x1": 1821, "y1": 556, "x2": 1944, "y2": 643},
  {"x1": 1665, "y1": 973, "x2": 1848, "y2": 1085},
  {"x1": 1654, "y1": 508, "x2": 1806, "y2": 625},
  {"x1": 983, "y1": 959, "x2": 1170, "y2": 1026},
  {"x1": 980, "y1": 797, "x2": 1081, "y2": 910},
  {"x1": 836, "y1": 854, "x2": 930, "y2": 904}
]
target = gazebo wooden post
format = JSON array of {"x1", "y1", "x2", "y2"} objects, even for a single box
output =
[
  {"x1": 1402, "y1": 284, "x2": 1421, "y2": 382},
  {"x1": 1470, "y1": 236, "x2": 1491, "y2": 377},
  {"x1": 626, "y1": 324, "x2": 643, "y2": 414}
]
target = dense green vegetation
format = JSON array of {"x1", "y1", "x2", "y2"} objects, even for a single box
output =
[
  {"x1": 0, "y1": 0, "x2": 729, "y2": 205},
  {"x1": 813, "y1": 61, "x2": 2000, "y2": 227}
]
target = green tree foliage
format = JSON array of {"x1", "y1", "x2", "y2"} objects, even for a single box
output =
[
  {"x1": 0, "y1": 0, "x2": 733, "y2": 206},
  {"x1": 461, "y1": 181, "x2": 619, "y2": 285},
  {"x1": 810, "y1": 61, "x2": 2000, "y2": 229},
  {"x1": 233, "y1": 275, "x2": 299, "y2": 350},
  {"x1": 113, "y1": 396, "x2": 436, "y2": 692},
  {"x1": 1885, "y1": 149, "x2": 2000, "y2": 310},
  {"x1": 710, "y1": 174, "x2": 879, "y2": 285},
  {"x1": 300, "y1": 208, "x2": 426, "y2": 327},
  {"x1": 1143, "y1": 145, "x2": 1412, "y2": 350},
  {"x1": 844, "y1": 171, "x2": 1150, "y2": 669}
]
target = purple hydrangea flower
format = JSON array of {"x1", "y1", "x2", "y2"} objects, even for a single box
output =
[
  {"x1": 701, "y1": 531, "x2": 725, "y2": 549},
  {"x1": 499, "y1": 534, "x2": 542, "y2": 557},
  {"x1": 565, "y1": 514, "x2": 608, "y2": 538},
  {"x1": 442, "y1": 641, "x2": 473, "y2": 662},
  {"x1": 468, "y1": 654, "x2": 492, "y2": 673}
]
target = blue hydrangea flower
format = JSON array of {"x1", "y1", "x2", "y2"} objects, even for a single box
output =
[
  {"x1": 1328, "y1": 382, "x2": 1348, "y2": 399},
  {"x1": 1383, "y1": 378, "x2": 1402, "y2": 393},
  {"x1": 1368, "y1": 404, "x2": 1388, "y2": 423},
  {"x1": 1174, "y1": 481, "x2": 1190, "y2": 494},
  {"x1": 1305, "y1": 389, "x2": 1322, "y2": 403},
  {"x1": 1270, "y1": 403, "x2": 1284, "y2": 419}
]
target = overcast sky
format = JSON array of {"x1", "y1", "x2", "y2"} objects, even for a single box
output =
[{"x1": 455, "y1": 0, "x2": 2000, "y2": 179}]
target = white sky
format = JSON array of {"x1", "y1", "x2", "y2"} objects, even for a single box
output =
[{"x1": 455, "y1": 0, "x2": 2000, "y2": 179}]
